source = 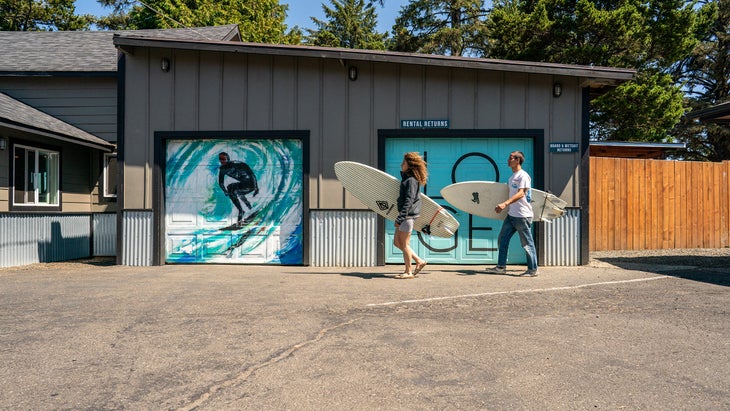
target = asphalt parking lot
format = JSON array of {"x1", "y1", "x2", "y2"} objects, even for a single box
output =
[{"x1": 1, "y1": 256, "x2": 728, "y2": 410}]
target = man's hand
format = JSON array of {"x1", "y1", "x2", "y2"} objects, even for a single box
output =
[{"x1": 494, "y1": 202, "x2": 506, "y2": 214}]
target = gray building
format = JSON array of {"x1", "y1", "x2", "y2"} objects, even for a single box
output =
[
  {"x1": 113, "y1": 36, "x2": 635, "y2": 267},
  {"x1": 0, "y1": 26, "x2": 240, "y2": 268}
]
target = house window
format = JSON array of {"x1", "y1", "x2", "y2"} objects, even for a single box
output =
[
  {"x1": 13, "y1": 145, "x2": 60, "y2": 206},
  {"x1": 103, "y1": 153, "x2": 117, "y2": 198}
]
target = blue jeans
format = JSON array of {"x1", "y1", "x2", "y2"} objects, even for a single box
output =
[{"x1": 497, "y1": 215, "x2": 537, "y2": 270}]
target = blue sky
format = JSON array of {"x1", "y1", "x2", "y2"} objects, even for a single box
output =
[{"x1": 74, "y1": 0, "x2": 410, "y2": 33}]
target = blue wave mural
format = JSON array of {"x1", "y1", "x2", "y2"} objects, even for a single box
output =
[{"x1": 165, "y1": 139, "x2": 303, "y2": 264}]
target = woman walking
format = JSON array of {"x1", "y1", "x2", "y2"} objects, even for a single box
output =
[{"x1": 394, "y1": 152, "x2": 428, "y2": 279}]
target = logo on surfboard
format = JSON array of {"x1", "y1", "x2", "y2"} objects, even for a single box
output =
[{"x1": 471, "y1": 192, "x2": 480, "y2": 204}]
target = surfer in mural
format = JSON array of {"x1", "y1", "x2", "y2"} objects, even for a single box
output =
[
  {"x1": 487, "y1": 150, "x2": 538, "y2": 277},
  {"x1": 217, "y1": 152, "x2": 259, "y2": 226},
  {"x1": 393, "y1": 152, "x2": 429, "y2": 279}
]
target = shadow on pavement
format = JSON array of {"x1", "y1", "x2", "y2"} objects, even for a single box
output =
[
  {"x1": 339, "y1": 272, "x2": 393, "y2": 280},
  {"x1": 593, "y1": 255, "x2": 730, "y2": 287}
]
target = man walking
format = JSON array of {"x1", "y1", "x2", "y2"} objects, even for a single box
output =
[{"x1": 486, "y1": 151, "x2": 538, "y2": 277}]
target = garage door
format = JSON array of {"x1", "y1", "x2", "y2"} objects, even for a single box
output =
[
  {"x1": 164, "y1": 138, "x2": 304, "y2": 264},
  {"x1": 385, "y1": 136, "x2": 534, "y2": 264}
]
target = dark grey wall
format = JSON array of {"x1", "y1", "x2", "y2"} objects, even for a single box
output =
[
  {"x1": 122, "y1": 47, "x2": 584, "y2": 210},
  {"x1": 0, "y1": 76, "x2": 117, "y2": 143}
]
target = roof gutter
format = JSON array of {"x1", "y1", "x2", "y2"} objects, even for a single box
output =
[
  {"x1": 113, "y1": 36, "x2": 635, "y2": 85},
  {"x1": 0, "y1": 120, "x2": 115, "y2": 152}
]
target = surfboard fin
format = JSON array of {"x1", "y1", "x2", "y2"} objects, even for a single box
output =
[{"x1": 422, "y1": 225, "x2": 432, "y2": 235}]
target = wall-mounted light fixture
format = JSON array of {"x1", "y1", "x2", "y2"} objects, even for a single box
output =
[
  {"x1": 161, "y1": 57, "x2": 171, "y2": 73},
  {"x1": 553, "y1": 82, "x2": 562, "y2": 98},
  {"x1": 348, "y1": 65, "x2": 358, "y2": 81},
  {"x1": 0, "y1": 137, "x2": 7, "y2": 151}
]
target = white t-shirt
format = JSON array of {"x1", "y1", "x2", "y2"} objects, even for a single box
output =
[{"x1": 508, "y1": 169, "x2": 533, "y2": 218}]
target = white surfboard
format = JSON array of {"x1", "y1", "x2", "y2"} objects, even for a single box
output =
[
  {"x1": 334, "y1": 161, "x2": 459, "y2": 238},
  {"x1": 440, "y1": 181, "x2": 567, "y2": 222}
]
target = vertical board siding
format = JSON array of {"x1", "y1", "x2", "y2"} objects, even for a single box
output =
[
  {"x1": 310, "y1": 210, "x2": 377, "y2": 267},
  {"x1": 590, "y1": 158, "x2": 730, "y2": 251},
  {"x1": 92, "y1": 213, "x2": 117, "y2": 256},
  {"x1": 0, "y1": 214, "x2": 91, "y2": 267},
  {"x1": 121, "y1": 211, "x2": 153, "y2": 266},
  {"x1": 125, "y1": 49, "x2": 583, "y2": 212},
  {"x1": 544, "y1": 208, "x2": 581, "y2": 266},
  {"x1": 122, "y1": 49, "x2": 590, "y2": 264}
]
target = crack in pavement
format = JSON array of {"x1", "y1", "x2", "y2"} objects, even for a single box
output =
[{"x1": 176, "y1": 317, "x2": 361, "y2": 411}]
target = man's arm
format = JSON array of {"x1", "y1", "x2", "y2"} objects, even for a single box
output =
[{"x1": 495, "y1": 188, "x2": 528, "y2": 214}]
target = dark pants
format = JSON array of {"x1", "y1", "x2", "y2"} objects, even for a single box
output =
[{"x1": 227, "y1": 182, "x2": 256, "y2": 221}]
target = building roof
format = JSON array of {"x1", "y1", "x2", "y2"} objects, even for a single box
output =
[
  {"x1": 686, "y1": 101, "x2": 730, "y2": 124},
  {"x1": 589, "y1": 141, "x2": 685, "y2": 159},
  {"x1": 0, "y1": 25, "x2": 240, "y2": 73},
  {"x1": 0, "y1": 92, "x2": 115, "y2": 151},
  {"x1": 113, "y1": 37, "x2": 636, "y2": 89}
]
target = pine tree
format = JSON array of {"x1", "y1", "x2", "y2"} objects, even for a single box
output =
[
  {"x1": 486, "y1": 0, "x2": 702, "y2": 142},
  {"x1": 673, "y1": 0, "x2": 730, "y2": 161},
  {"x1": 390, "y1": 0, "x2": 489, "y2": 56},
  {"x1": 305, "y1": 0, "x2": 388, "y2": 49}
]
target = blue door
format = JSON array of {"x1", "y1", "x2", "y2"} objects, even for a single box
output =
[{"x1": 385, "y1": 137, "x2": 534, "y2": 265}]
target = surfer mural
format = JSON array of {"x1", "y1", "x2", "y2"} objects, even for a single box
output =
[
  {"x1": 217, "y1": 151, "x2": 259, "y2": 227},
  {"x1": 165, "y1": 139, "x2": 303, "y2": 264}
]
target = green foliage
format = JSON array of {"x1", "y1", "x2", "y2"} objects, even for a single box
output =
[
  {"x1": 486, "y1": 0, "x2": 703, "y2": 143},
  {"x1": 592, "y1": 71, "x2": 685, "y2": 142},
  {"x1": 0, "y1": 0, "x2": 93, "y2": 30},
  {"x1": 674, "y1": 115, "x2": 730, "y2": 161},
  {"x1": 390, "y1": 0, "x2": 489, "y2": 56},
  {"x1": 674, "y1": 0, "x2": 728, "y2": 102},
  {"x1": 487, "y1": 0, "x2": 699, "y2": 69},
  {"x1": 672, "y1": 0, "x2": 730, "y2": 161},
  {"x1": 306, "y1": 0, "x2": 387, "y2": 49},
  {"x1": 97, "y1": 0, "x2": 299, "y2": 44}
]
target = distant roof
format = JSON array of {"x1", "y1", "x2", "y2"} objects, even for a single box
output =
[
  {"x1": 686, "y1": 101, "x2": 730, "y2": 124},
  {"x1": 590, "y1": 141, "x2": 685, "y2": 159},
  {"x1": 0, "y1": 92, "x2": 115, "y2": 151},
  {"x1": 113, "y1": 37, "x2": 636, "y2": 88},
  {"x1": 0, "y1": 25, "x2": 240, "y2": 73}
]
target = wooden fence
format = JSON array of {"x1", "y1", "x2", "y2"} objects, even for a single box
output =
[{"x1": 589, "y1": 157, "x2": 730, "y2": 251}]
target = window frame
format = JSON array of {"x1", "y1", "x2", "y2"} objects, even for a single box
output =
[
  {"x1": 10, "y1": 142, "x2": 62, "y2": 211},
  {"x1": 102, "y1": 152, "x2": 118, "y2": 199}
]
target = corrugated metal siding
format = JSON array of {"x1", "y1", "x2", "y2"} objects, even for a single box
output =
[
  {"x1": 0, "y1": 214, "x2": 91, "y2": 268},
  {"x1": 543, "y1": 208, "x2": 581, "y2": 266},
  {"x1": 92, "y1": 213, "x2": 117, "y2": 256},
  {"x1": 310, "y1": 210, "x2": 377, "y2": 267},
  {"x1": 121, "y1": 211, "x2": 153, "y2": 266}
]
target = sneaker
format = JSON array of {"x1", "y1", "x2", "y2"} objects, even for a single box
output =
[
  {"x1": 519, "y1": 269, "x2": 538, "y2": 277},
  {"x1": 486, "y1": 266, "x2": 507, "y2": 274}
]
